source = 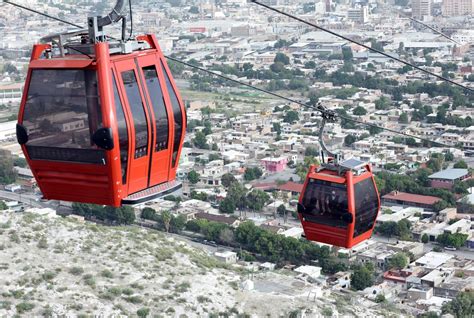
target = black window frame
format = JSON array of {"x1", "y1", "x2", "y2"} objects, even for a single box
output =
[
  {"x1": 142, "y1": 65, "x2": 169, "y2": 152},
  {"x1": 353, "y1": 177, "x2": 379, "y2": 237},
  {"x1": 22, "y1": 68, "x2": 106, "y2": 165},
  {"x1": 301, "y1": 178, "x2": 349, "y2": 229},
  {"x1": 120, "y1": 70, "x2": 149, "y2": 159},
  {"x1": 160, "y1": 61, "x2": 183, "y2": 167},
  {"x1": 112, "y1": 73, "x2": 129, "y2": 185}
]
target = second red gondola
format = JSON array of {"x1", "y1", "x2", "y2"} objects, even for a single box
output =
[{"x1": 298, "y1": 158, "x2": 380, "y2": 248}]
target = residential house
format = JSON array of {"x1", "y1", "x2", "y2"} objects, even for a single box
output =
[
  {"x1": 428, "y1": 168, "x2": 472, "y2": 190},
  {"x1": 382, "y1": 191, "x2": 442, "y2": 211}
]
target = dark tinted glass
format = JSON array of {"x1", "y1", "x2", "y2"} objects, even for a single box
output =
[
  {"x1": 142, "y1": 66, "x2": 169, "y2": 152},
  {"x1": 353, "y1": 177, "x2": 379, "y2": 237},
  {"x1": 23, "y1": 69, "x2": 105, "y2": 164},
  {"x1": 301, "y1": 178, "x2": 349, "y2": 228},
  {"x1": 112, "y1": 75, "x2": 129, "y2": 184},
  {"x1": 161, "y1": 62, "x2": 182, "y2": 167},
  {"x1": 121, "y1": 70, "x2": 148, "y2": 159}
]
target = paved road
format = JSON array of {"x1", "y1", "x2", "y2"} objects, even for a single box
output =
[
  {"x1": 372, "y1": 234, "x2": 474, "y2": 260},
  {"x1": 0, "y1": 190, "x2": 45, "y2": 208}
]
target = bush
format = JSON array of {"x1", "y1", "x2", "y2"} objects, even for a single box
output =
[
  {"x1": 37, "y1": 236, "x2": 48, "y2": 249},
  {"x1": 421, "y1": 233, "x2": 429, "y2": 243},
  {"x1": 16, "y1": 302, "x2": 35, "y2": 313},
  {"x1": 137, "y1": 307, "x2": 150, "y2": 318},
  {"x1": 101, "y1": 269, "x2": 114, "y2": 278},
  {"x1": 83, "y1": 274, "x2": 96, "y2": 288},
  {"x1": 69, "y1": 267, "x2": 84, "y2": 276}
]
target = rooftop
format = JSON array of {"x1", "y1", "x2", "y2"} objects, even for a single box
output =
[
  {"x1": 428, "y1": 168, "x2": 470, "y2": 181},
  {"x1": 415, "y1": 252, "x2": 454, "y2": 269},
  {"x1": 382, "y1": 191, "x2": 441, "y2": 206}
]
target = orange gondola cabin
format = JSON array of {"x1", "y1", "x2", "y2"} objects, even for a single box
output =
[
  {"x1": 16, "y1": 26, "x2": 186, "y2": 207},
  {"x1": 298, "y1": 158, "x2": 380, "y2": 248}
]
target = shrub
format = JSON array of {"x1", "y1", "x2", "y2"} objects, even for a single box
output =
[
  {"x1": 16, "y1": 302, "x2": 35, "y2": 313},
  {"x1": 37, "y1": 236, "x2": 48, "y2": 249},
  {"x1": 83, "y1": 274, "x2": 96, "y2": 288},
  {"x1": 137, "y1": 308, "x2": 150, "y2": 318},
  {"x1": 124, "y1": 295, "x2": 143, "y2": 304},
  {"x1": 69, "y1": 267, "x2": 84, "y2": 276},
  {"x1": 101, "y1": 269, "x2": 114, "y2": 278}
]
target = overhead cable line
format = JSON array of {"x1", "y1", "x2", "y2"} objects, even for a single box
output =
[
  {"x1": 166, "y1": 56, "x2": 471, "y2": 153},
  {"x1": 2, "y1": 0, "x2": 83, "y2": 29},
  {"x1": 250, "y1": 0, "x2": 473, "y2": 94},
  {"x1": 385, "y1": 5, "x2": 461, "y2": 45},
  {"x1": 3, "y1": 1, "x2": 471, "y2": 154}
]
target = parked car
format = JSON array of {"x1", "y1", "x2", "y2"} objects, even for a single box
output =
[{"x1": 444, "y1": 246, "x2": 457, "y2": 251}]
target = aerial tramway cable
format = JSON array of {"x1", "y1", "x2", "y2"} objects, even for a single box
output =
[
  {"x1": 250, "y1": 0, "x2": 474, "y2": 94},
  {"x1": 2, "y1": 0, "x2": 473, "y2": 155}
]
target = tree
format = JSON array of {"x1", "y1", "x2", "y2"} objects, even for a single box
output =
[
  {"x1": 188, "y1": 6, "x2": 199, "y2": 14},
  {"x1": 244, "y1": 167, "x2": 263, "y2": 181},
  {"x1": 375, "y1": 96, "x2": 390, "y2": 110},
  {"x1": 202, "y1": 120, "x2": 212, "y2": 135},
  {"x1": 272, "y1": 122, "x2": 282, "y2": 135},
  {"x1": 270, "y1": 62, "x2": 285, "y2": 73},
  {"x1": 453, "y1": 160, "x2": 468, "y2": 169},
  {"x1": 170, "y1": 214, "x2": 187, "y2": 233},
  {"x1": 342, "y1": 47, "x2": 353, "y2": 61},
  {"x1": 246, "y1": 190, "x2": 270, "y2": 212},
  {"x1": 436, "y1": 233, "x2": 468, "y2": 248},
  {"x1": 277, "y1": 204, "x2": 286, "y2": 216},
  {"x1": 353, "y1": 106, "x2": 367, "y2": 116},
  {"x1": 274, "y1": 52, "x2": 290, "y2": 65},
  {"x1": 190, "y1": 191, "x2": 208, "y2": 201},
  {"x1": 283, "y1": 110, "x2": 299, "y2": 123},
  {"x1": 227, "y1": 182, "x2": 247, "y2": 210},
  {"x1": 141, "y1": 207, "x2": 157, "y2": 220},
  {"x1": 0, "y1": 200, "x2": 7, "y2": 211},
  {"x1": 2, "y1": 62, "x2": 18, "y2": 74},
  {"x1": 398, "y1": 112, "x2": 409, "y2": 124},
  {"x1": 444, "y1": 152, "x2": 454, "y2": 162},
  {"x1": 304, "y1": 146, "x2": 319, "y2": 157},
  {"x1": 421, "y1": 233, "x2": 429, "y2": 244},
  {"x1": 192, "y1": 131, "x2": 208, "y2": 149},
  {"x1": 0, "y1": 149, "x2": 16, "y2": 184},
  {"x1": 351, "y1": 264, "x2": 375, "y2": 290},
  {"x1": 376, "y1": 221, "x2": 398, "y2": 238},
  {"x1": 221, "y1": 173, "x2": 237, "y2": 188},
  {"x1": 442, "y1": 291, "x2": 474, "y2": 318},
  {"x1": 387, "y1": 253, "x2": 408, "y2": 270},
  {"x1": 187, "y1": 170, "x2": 200, "y2": 184},
  {"x1": 344, "y1": 135, "x2": 357, "y2": 146},
  {"x1": 162, "y1": 211, "x2": 172, "y2": 233},
  {"x1": 219, "y1": 197, "x2": 235, "y2": 214}
]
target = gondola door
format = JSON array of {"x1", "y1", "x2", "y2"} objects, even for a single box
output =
[
  {"x1": 136, "y1": 54, "x2": 173, "y2": 187},
  {"x1": 114, "y1": 59, "x2": 152, "y2": 194}
]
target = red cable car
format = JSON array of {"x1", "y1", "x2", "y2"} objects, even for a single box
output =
[
  {"x1": 297, "y1": 108, "x2": 380, "y2": 248},
  {"x1": 16, "y1": 2, "x2": 186, "y2": 207}
]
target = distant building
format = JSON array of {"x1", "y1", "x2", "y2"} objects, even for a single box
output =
[
  {"x1": 442, "y1": 0, "x2": 473, "y2": 16},
  {"x1": 414, "y1": 252, "x2": 453, "y2": 269},
  {"x1": 195, "y1": 212, "x2": 240, "y2": 227},
  {"x1": 5, "y1": 184, "x2": 21, "y2": 193},
  {"x1": 0, "y1": 83, "x2": 22, "y2": 105},
  {"x1": 294, "y1": 265, "x2": 322, "y2": 282},
  {"x1": 347, "y1": 6, "x2": 369, "y2": 23},
  {"x1": 428, "y1": 168, "x2": 471, "y2": 190},
  {"x1": 382, "y1": 191, "x2": 441, "y2": 211},
  {"x1": 412, "y1": 0, "x2": 432, "y2": 20},
  {"x1": 214, "y1": 251, "x2": 237, "y2": 264},
  {"x1": 261, "y1": 157, "x2": 288, "y2": 173},
  {"x1": 0, "y1": 121, "x2": 16, "y2": 142}
]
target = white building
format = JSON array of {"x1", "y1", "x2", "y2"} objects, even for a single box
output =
[
  {"x1": 0, "y1": 121, "x2": 16, "y2": 142},
  {"x1": 214, "y1": 251, "x2": 237, "y2": 264},
  {"x1": 295, "y1": 265, "x2": 322, "y2": 282}
]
